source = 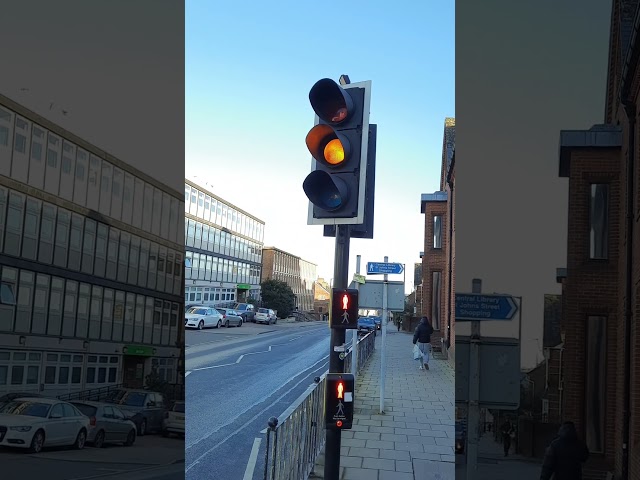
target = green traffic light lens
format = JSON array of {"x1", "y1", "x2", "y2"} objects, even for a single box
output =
[{"x1": 303, "y1": 170, "x2": 349, "y2": 211}]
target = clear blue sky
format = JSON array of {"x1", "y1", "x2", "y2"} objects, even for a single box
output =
[{"x1": 186, "y1": 0, "x2": 455, "y2": 289}]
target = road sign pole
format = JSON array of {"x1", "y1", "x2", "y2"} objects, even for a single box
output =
[
  {"x1": 466, "y1": 279, "x2": 482, "y2": 480},
  {"x1": 380, "y1": 256, "x2": 388, "y2": 414},
  {"x1": 325, "y1": 224, "x2": 350, "y2": 480},
  {"x1": 352, "y1": 255, "x2": 361, "y2": 378}
]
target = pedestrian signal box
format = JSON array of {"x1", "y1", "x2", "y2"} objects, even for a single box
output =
[
  {"x1": 330, "y1": 288, "x2": 358, "y2": 330},
  {"x1": 325, "y1": 373, "x2": 355, "y2": 429}
]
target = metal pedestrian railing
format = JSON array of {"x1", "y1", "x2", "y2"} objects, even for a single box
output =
[{"x1": 262, "y1": 331, "x2": 376, "y2": 480}]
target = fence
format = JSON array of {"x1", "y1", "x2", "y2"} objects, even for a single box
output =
[{"x1": 262, "y1": 331, "x2": 376, "y2": 480}]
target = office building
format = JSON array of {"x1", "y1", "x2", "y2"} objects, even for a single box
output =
[
  {"x1": 556, "y1": 2, "x2": 640, "y2": 477},
  {"x1": 261, "y1": 247, "x2": 316, "y2": 312},
  {"x1": 184, "y1": 179, "x2": 264, "y2": 306},
  {"x1": 420, "y1": 117, "x2": 455, "y2": 359},
  {"x1": 0, "y1": 94, "x2": 184, "y2": 397}
]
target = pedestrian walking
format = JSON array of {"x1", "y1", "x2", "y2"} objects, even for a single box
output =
[
  {"x1": 397, "y1": 317, "x2": 402, "y2": 332},
  {"x1": 540, "y1": 421, "x2": 589, "y2": 480},
  {"x1": 501, "y1": 418, "x2": 514, "y2": 456},
  {"x1": 412, "y1": 316, "x2": 434, "y2": 370}
]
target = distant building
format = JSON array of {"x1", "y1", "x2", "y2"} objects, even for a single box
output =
[
  {"x1": 420, "y1": 117, "x2": 455, "y2": 359},
  {"x1": 261, "y1": 247, "x2": 316, "y2": 312},
  {"x1": 555, "y1": 2, "x2": 640, "y2": 477},
  {"x1": 313, "y1": 279, "x2": 330, "y2": 316},
  {"x1": 0, "y1": 94, "x2": 184, "y2": 397},
  {"x1": 184, "y1": 179, "x2": 265, "y2": 306}
]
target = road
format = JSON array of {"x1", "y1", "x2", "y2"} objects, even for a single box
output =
[
  {"x1": 185, "y1": 320, "x2": 331, "y2": 480},
  {"x1": 0, "y1": 435, "x2": 184, "y2": 480}
]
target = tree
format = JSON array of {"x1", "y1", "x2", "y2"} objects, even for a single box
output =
[{"x1": 261, "y1": 279, "x2": 296, "y2": 318}]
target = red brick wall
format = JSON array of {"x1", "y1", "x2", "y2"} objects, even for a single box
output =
[
  {"x1": 563, "y1": 148, "x2": 621, "y2": 472},
  {"x1": 448, "y1": 169, "x2": 455, "y2": 356},
  {"x1": 422, "y1": 202, "x2": 448, "y2": 344}
]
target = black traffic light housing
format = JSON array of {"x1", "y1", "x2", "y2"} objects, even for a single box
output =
[
  {"x1": 325, "y1": 373, "x2": 355, "y2": 430},
  {"x1": 303, "y1": 78, "x2": 371, "y2": 226},
  {"x1": 330, "y1": 288, "x2": 359, "y2": 330}
]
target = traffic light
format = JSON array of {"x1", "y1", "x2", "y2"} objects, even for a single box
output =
[
  {"x1": 303, "y1": 78, "x2": 372, "y2": 225},
  {"x1": 325, "y1": 373, "x2": 355, "y2": 429},
  {"x1": 330, "y1": 288, "x2": 358, "y2": 330}
]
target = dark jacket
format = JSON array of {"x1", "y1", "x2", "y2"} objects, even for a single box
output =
[
  {"x1": 540, "y1": 423, "x2": 589, "y2": 480},
  {"x1": 413, "y1": 318, "x2": 434, "y2": 344}
]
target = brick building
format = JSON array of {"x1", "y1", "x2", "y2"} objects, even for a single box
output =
[
  {"x1": 420, "y1": 117, "x2": 455, "y2": 359},
  {"x1": 556, "y1": 1, "x2": 640, "y2": 478},
  {"x1": 260, "y1": 247, "x2": 317, "y2": 312}
]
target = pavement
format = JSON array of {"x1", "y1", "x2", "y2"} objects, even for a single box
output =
[
  {"x1": 0, "y1": 434, "x2": 184, "y2": 480},
  {"x1": 455, "y1": 432, "x2": 542, "y2": 479},
  {"x1": 310, "y1": 324, "x2": 455, "y2": 480},
  {"x1": 185, "y1": 320, "x2": 331, "y2": 480}
]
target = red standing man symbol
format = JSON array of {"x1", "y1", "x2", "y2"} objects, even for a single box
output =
[
  {"x1": 337, "y1": 382, "x2": 344, "y2": 399},
  {"x1": 342, "y1": 294, "x2": 349, "y2": 310}
]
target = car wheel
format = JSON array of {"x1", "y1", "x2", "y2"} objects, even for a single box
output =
[
  {"x1": 93, "y1": 430, "x2": 105, "y2": 448},
  {"x1": 217, "y1": 320, "x2": 222, "y2": 329},
  {"x1": 139, "y1": 419, "x2": 147, "y2": 436},
  {"x1": 238, "y1": 319, "x2": 242, "y2": 327},
  {"x1": 29, "y1": 429, "x2": 45, "y2": 454},
  {"x1": 74, "y1": 429, "x2": 87, "y2": 450},
  {"x1": 225, "y1": 320, "x2": 229, "y2": 328},
  {"x1": 124, "y1": 429, "x2": 136, "y2": 446},
  {"x1": 198, "y1": 320, "x2": 204, "y2": 330}
]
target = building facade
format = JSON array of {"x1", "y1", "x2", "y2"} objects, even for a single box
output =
[
  {"x1": 420, "y1": 117, "x2": 455, "y2": 359},
  {"x1": 556, "y1": 2, "x2": 640, "y2": 477},
  {"x1": 0, "y1": 94, "x2": 184, "y2": 398},
  {"x1": 313, "y1": 278, "x2": 330, "y2": 316},
  {"x1": 261, "y1": 247, "x2": 316, "y2": 312},
  {"x1": 184, "y1": 179, "x2": 264, "y2": 306}
]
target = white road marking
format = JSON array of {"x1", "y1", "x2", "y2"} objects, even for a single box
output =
[
  {"x1": 185, "y1": 371, "x2": 191, "y2": 377},
  {"x1": 260, "y1": 428, "x2": 268, "y2": 434},
  {"x1": 190, "y1": 335, "x2": 305, "y2": 372},
  {"x1": 242, "y1": 438, "x2": 262, "y2": 480},
  {"x1": 185, "y1": 357, "x2": 329, "y2": 471}
]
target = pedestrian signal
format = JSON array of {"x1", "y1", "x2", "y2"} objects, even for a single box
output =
[
  {"x1": 330, "y1": 288, "x2": 358, "y2": 330},
  {"x1": 325, "y1": 373, "x2": 355, "y2": 429}
]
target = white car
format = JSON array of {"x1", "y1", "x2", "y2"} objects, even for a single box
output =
[
  {"x1": 0, "y1": 397, "x2": 90, "y2": 453},
  {"x1": 162, "y1": 401, "x2": 185, "y2": 437},
  {"x1": 185, "y1": 306, "x2": 223, "y2": 329},
  {"x1": 255, "y1": 308, "x2": 277, "y2": 324}
]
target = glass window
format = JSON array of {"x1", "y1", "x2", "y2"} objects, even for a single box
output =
[
  {"x1": 431, "y1": 271, "x2": 442, "y2": 330},
  {"x1": 94, "y1": 223, "x2": 108, "y2": 277},
  {"x1": 122, "y1": 173, "x2": 134, "y2": 225},
  {"x1": 76, "y1": 283, "x2": 91, "y2": 339},
  {"x1": 117, "y1": 233, "x2": 130, "y2": 284},
  {"x1": 47, "y1": 277, "x2": 65, "y2": 336},
  {"x1": 110, "y1": 168, "x2": 123, "y2": 220},
  {"x1": 143, "y1": 184, "x2": 153, "y2": 233},
  {"x1": 81, "y1": 219, "x2": 96, "y2": 275},
  {"x1": 99, "y1": 161, "x2": 112, "y2": 215},
  {"x1": 134, "y1": 295, "x2": 144, "y2": 343},
  {"x1": 22, "y1": 197, "x2": 41, "y2": 261},
  {"x1": 59, "y1": 141, "x2": 75, "y2": 201},
  {"x1": 4, "y1": 192, "x2": 25, "y2": 257},
  {"x1": 62, "y1": 280, "x2": 78, "y2": 337},
  {"x1": 53, "y1": 210, "x2": 70, "y2": 268},
  {"x1": 589, "y1": 184, "x2": 608, "y2": 260},
  {"x1": 128, "y1": 236, "x2": 140, "y2": 285},
  {"x1": 32, "y1": 274, "x2": 49, "y2": 335},
  {"x1": 161, "y1": 192, "x2": 171, "y2": 239},
  {"x1": 112, "y1": 291, "x2": 125, "y2": 342},
  {"x1": 15, "y1": 270, "x2": 34, "y2": 333},
  {"x1": 38, "y1": 203, "x2": 56, "y2": 265},
  {"x1": 133, "y1": 178, "x2": 144, "y2": 227},
  {"x1": 73, "y1": 149, "x2": 89, "y2": 206},
  {"x1": 139, "y1": 240, "x2": 149, "y2": 288},
  {"x1": 123, "y1": 293, "x2": 135, "y2": 342},
  {"x1": 68, "y1": 214, "x2": 84, "y2": 271},
  {"x1": 101, "y1": 289, "x2": 114, "y2": 341},
  {"x1": 169, "y1": 198, "x2": 179, "y2": 244},
  {"x1": 89, "y1": 286, "x2": 103, "y2": 339},
  {"x1": 106, "y1": 228, "x2": 119, "y2": 280},
  {"x1": 585, "y1": 316, "x2": 606, "y2": 453},
  {"x1": 152, "y1": 188, "x2": 162, "y2": 236}
]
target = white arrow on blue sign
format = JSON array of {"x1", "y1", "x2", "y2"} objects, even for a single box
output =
[
  {"x1": 455, "y1": 293, "x2": 518, "y2": 321},
  {"x1": 366, "y1": 262, "x2": 404, "y2": 275}
]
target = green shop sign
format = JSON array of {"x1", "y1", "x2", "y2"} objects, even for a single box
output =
[
  {"x1": 237, "y1": 284, "x2": 251, "y2": 290},
  {"x1": 123, "y1": 345, "x2": 155, "y2": 356}
]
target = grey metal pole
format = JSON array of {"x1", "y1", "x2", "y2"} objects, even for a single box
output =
[
  {"x1": 352, "y1": 255, "x2": 361, "y2": 377},
  {"x1": 466, "y1": 279, "x2": 482, "y2": 480},
  {"x1": 380, "y1": 256, "x2": 388, "y2": 414},
  {"x1": 324, "y1": 224, "x2": 350, "y2": 480}
]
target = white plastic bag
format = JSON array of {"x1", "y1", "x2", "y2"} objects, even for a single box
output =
[{"x1": 413, "y1": 344, "x2": 423, "y2": 360}]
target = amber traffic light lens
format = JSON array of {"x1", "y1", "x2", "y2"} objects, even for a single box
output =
[{"x1": 324, "y1": 139, "x2": 345, "y2": 165}]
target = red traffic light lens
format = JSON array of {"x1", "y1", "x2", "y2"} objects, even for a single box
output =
[
  {"x1": 309, "y1": 78, "x2": 354, "y2": 125},
  {"x1": 336, "y1": 420, "x2": 343, "y2": 428}
]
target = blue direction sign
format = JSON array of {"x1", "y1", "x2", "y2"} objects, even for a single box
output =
[
  {"x1": 366, "y1": 262, "x2": 404, "y2": 275},
  {"x1": 455, "y1": 293, "x2": 518, "y2": 321}
]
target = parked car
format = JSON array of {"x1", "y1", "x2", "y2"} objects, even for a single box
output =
[
  {"x1": 233, "y1": 303, "x2": 256, "y2": 322},
  {"x1": 255, "y1": 308, "x2": 277, "y2": 325},
  {"x1": 103, "y1": 389, "x2": 167, "y2": 436},
  {"x1": 216, "y1": 308, "x2": 243, "y2": 327},
  {"x1": 162, "y1": 401, "x2": 185, "y2": 437},
  {"x1": 371, "y1": 316, "x2": 382, "y2": 330},
  {"x1": 357, "y1": 316, "x2": 376, "y2": 335},
  {"x1": 185, "y1": 305, "x2": 223, "y2": 330},
  {"x1": 0, "y1": 392, "x2": 46, "y2": 409},
  {"x1": 0, "y1": 397, "x2": 90, "y2": 453},
  {"x1": 70, "y1": 400, "x2": 137, "y2": 448}
]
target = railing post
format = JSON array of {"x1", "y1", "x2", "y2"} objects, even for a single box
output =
[{"x1": 264, "y1": 416, "x2": 278, "y2": 480}]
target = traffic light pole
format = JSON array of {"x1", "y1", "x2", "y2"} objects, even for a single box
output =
[{"x1": 325, "y1": 223, "x2": 351, "y2": 480}]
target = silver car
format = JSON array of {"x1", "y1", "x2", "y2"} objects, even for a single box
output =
[
  {"x1": 216, "y1": 308, "x2": 243, "y2": 327},
  {"x1": 185, "y1": 306, "x2": 223, "y2": 329},
  {"x1": 71, "y1": 401, "x2": 137, "y2": 448}
]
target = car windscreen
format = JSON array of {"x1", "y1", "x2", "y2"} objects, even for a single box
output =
[
  {"x1": 217, "y1": 309, "x2": 226, "y2": 314},
  {"x1": 72, "y1": 403, "x2": 97, "y2": 417},
  {"x1": 187, "y1": 308, "x2": 207, "y2": 315},
  {"x1": 0, "y1": 401, "x2": 51, "y2": 418},
  {"x1": 258, "y1": 308, "x2": 269, "y2": 313},
  {"x1": 234, "y1": 304, "x2": 248, "y2": 311},
  {"x1": 119, "y1": 392, "x2": 147, "y2": 407},
  {"x1": 173, "y1": 402, "x2": 185, "y2": 413}
]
